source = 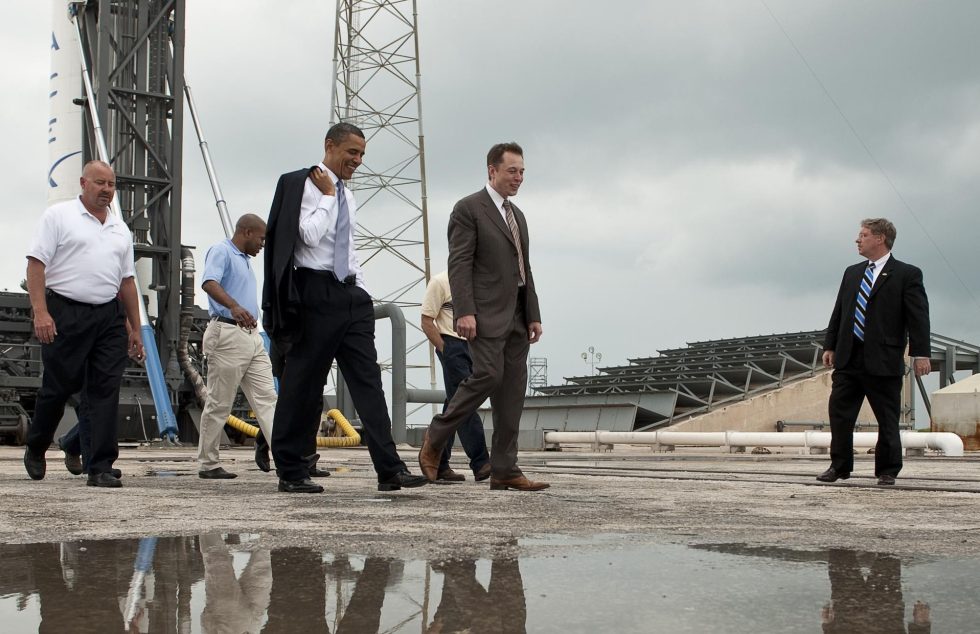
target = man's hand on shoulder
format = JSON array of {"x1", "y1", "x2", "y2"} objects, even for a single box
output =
[
  {"x1": 309, "y1": 166, "x2": 336, "y2": 197},
  {"x1": 528, "y1": 321, "x2": 542, "y2": 344},
  {"x1": 456, "y1": 315, "x2": 477, "y2": 341}
]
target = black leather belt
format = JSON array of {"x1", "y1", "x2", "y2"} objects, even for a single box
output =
[
  {"x1": 213, "y1": 316, "x2": 238, "y2": 326},
  {"x1": 296, "y1": 267, "x2": 357, "y2": 286},
  {"x1": 46, "y1": 289, "x2": 113, "y2": 308}
]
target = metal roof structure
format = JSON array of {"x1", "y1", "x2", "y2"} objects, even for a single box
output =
[{"x1": 528, "y1": 330, "x2": 980, "y2": 431}]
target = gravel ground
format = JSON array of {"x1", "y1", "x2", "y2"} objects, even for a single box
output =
[{"x1": 0, "y1": 444, "x2": 977, "y2": 559}]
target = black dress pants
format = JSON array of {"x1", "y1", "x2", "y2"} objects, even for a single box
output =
[
  {"x1": 28, "y1": 292, "x2": 127, "y2": 475},
  {"x1": 271, "y1": 269, "x2": 405, "y2": 482},
  {"x1": 828, "y1": 342, "x2": 904, "y2": 477}
]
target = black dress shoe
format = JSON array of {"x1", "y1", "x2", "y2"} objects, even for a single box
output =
[
  {"x1": 24, "y1": 447, "x2": 46, "y2": 480},
  {"x1": 816, "y1": 467, "x2": 850, "y2": 483},
  {"x1": 278, "y1": 478, "x2": 324, "y2": 493},
  {"x1": 85, "y1": 468, "x2": 122, "y2": 478},
  {"x1": 877, "y1": 474, "x2": 897, "y2": 486},
  {"x1": 87, "y1": 472, "x2": 122, "y2": 488},
  {"x1": 255, "y1": 446, "x2": 271, "y2": 472},
  {"x1": 378, "y1": 470, "x2": 429, "y2": 492},
  {"x1": 199, "y1": 467, "x2": 238, "y2": 479},
  {"x1": 305, "y1": 453, "x2": 332, "y2": 478}
]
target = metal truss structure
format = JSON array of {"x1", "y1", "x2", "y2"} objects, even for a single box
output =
[
  {"x1": 528, "y1": 357, "x2": 548, "y2": 394},
  {"x1": 330, "y1": 0, "x2": 434, "y2": 401},
  {"x1": 533, "y1": 330, "x2": 980, "y2": 429},
  {"x1": 75, "y1": 0, "x2": 185, "y2": 380}
]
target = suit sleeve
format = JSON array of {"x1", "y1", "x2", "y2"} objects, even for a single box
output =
[
  {"x1": 262, "y1": 174, "x2": 287, "y2": 333},
  {"x1": 823, "y1": 271, "x2": 848, "y2": 352},
  {"x1": 903, "y1": 265, "x2": 931, "y2": 358},
  {"x1": 447, "y1": 201, "x2": 477, "y2": 318}
]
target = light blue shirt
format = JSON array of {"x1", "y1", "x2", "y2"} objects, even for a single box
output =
[{"x1": 202, "y1": 239, "x2": 259, "y2": 320}]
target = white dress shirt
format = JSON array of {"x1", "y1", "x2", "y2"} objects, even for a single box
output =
[
  {"x1": 868, "y1": 252, "x2": 890, "y2": 287},
  {"x1": 293, "y1": 163, "x2": 365, "y2": 289},
  {"x1": 485, "y1": 184, "x2": 510, "y2": 224},
  {"x1": 27, "y1": 197, "x2": 136, "y2": 304}
]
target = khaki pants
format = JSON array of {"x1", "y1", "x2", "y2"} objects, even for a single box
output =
[{"x1": 198, "y1": 321, "x2": 276, "y2": 470}]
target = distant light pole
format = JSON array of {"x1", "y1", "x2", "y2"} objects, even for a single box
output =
[{"x1": 581, "y1": 346, "x2": 602, "y2": 376}]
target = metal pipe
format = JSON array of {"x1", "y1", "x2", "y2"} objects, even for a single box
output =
[
  {"x1": 542, "y1": 430, "x2": 965, "y2": 457},
  {"x1": 72, "y1": 11, "x2": 178, "y2": 441},
  {"x1": 184, "y1": 83, "x2": 233, "y2": 238},
  {"x1": 374, "y1": 303, "x2": 406, "y2": 443}
]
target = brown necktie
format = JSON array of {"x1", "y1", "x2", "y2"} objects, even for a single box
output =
[{"x1": 502, "y1": 199, "x2": 526, "y2": 285}]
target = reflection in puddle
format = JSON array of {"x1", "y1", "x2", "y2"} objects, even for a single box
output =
[{"x1": 0, "y1": 535, "x2": 973, "y2": 632}]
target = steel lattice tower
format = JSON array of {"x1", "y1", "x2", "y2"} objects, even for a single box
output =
[
  {"x1": 75, "y1": 0, "x2": 185, "y2": 384},
  {"x1": 331, "y1": 0, "x2": 434, "y2": 403}
]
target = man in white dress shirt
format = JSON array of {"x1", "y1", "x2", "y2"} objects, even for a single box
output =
[{"x1": 24, "y1": 160, "x2": 143, "y2": 487}]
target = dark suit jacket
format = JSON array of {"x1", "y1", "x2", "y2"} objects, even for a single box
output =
[
  {"x1": 447, "y1": 188, "x2": 541, "y2": 338},
  {"x1": 824, "y1": 255, "x2": 930, "y2": 376},
  {"x1": 261, "y1": 168, "x2": 309, "y2": 351}
]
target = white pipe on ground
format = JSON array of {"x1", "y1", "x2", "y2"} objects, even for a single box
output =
[{"x1": 542, "y1": 430, "x2": 964, "y2": 457}]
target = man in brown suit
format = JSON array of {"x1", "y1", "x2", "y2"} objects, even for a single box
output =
[{"x1": 418, "y1": 142, "x2": 548, "y2": 491}]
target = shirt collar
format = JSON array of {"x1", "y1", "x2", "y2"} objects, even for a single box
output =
[
  {"x1": 75, "y1": 196, "x2": 120, "y2": 226},
  {"x1": 485, "y1": 183, "x2": 506, "y2": 210},
  {"x1": 869, "y1": 251, "x2": 891, "y2": 269},
  {"x1": 226, "y1": 238, "x2": 248, "y2": 258}
]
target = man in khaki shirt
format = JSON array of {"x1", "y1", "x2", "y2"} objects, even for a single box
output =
[{"x1": 421, "y1": 271, "x2": 491, "y2": 482}]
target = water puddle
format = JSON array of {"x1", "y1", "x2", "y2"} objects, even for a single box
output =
[{"x1": 0, "y1": 534, "x2": 973, "y2": 632}]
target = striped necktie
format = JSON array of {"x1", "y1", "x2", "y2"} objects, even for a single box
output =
[
  {"x1": 853, "y1": 262, "x2": 875, "y2": 341},
  {"x1": 334, "y1": 180, "x2": 351, "y2": 280},
  {"x1": 502, "y1": 199, "x2": 526, "y2": 285}
]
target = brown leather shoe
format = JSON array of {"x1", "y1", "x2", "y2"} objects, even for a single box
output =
[
  {"x1": 489, "y1": 475, "x2": 550, "y2": 491},
  {"x1": 474, "y1": 463, "x2": 492, "y2": 482},
  {"x1": 437, "y1": 468, "x2": 465, "y2": 482},
  {"x1": 418, "y1": 431, "x2": 440, "y2": 482}
]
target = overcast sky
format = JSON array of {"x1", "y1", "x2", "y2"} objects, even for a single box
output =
[{"x1": 2, "y1": 1, "x2": 978, "y2": 402}]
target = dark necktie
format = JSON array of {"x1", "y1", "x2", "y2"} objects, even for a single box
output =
[
  {"x1": 334, "y1": 180, "x2": 351, "y2": 280},
  {"x1": 853, "y1": 261, "x2": 875, "y2": 341},
  {"x1": 502, "y1": 199, "x2": 526, "y2": 285}
]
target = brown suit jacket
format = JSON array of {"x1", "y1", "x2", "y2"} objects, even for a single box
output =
[{"x1": 447, "y1": 188, "x2": 541, "y2": 338}]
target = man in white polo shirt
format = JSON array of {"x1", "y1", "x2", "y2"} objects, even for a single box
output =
[{"x1": 24, "y1": 160, "x2": 144, "y2": 488}]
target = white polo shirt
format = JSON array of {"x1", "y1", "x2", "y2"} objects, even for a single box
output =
[{"x1": 27, "y1": 197, "x2": 136, "y2": 304}]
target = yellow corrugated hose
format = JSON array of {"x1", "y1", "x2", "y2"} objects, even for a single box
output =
[{"x1": 224, "y1": 408, "x2": 361, "y2": 447}]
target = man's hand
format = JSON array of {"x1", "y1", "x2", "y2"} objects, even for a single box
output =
[
  {"x1": 822, "y1": 350, "x2": 835, "y2": 368},
  {"x1": 913, "y1": 357, "x2": 931, "y2": 377},
  {"x1": 528, "y1": 321, "x2": 543, "y2": 344},
  {"x1": 456, "y1": 315, "x2": 477, "y2": 341},
  {"x1": 230, "y1": 305, "x2": 258, "y2": 329},
  {"x1": 33, "y1": 310, "x2": 57, "y2": 344},
  {"x1": 128, "y1": 329, "x2": 145, "y2": 363},
  {"x1": 309, "y1": 166, "x2": 336, "y2": 197}
]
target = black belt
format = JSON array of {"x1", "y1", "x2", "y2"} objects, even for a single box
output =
[
  {"x1": 295, "y1": 267, "x2": 357, "y2": 286},
  {"x1": 46, "y1": 289, "x2": 114, "y2": 309},
  {"x1": 213, "y1": 316, "x2": 238, "y2": 326}
]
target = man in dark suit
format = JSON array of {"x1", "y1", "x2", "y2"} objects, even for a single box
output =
[
  {"x1": 261, "y1": 122, "x2": 428, "y2": 494},
  {"x1": 818, "y1": 218, "x2": 931, "y2": 486},
  {"x1": 418, "y1": 142, "x2": 548, "y2": 491}
]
